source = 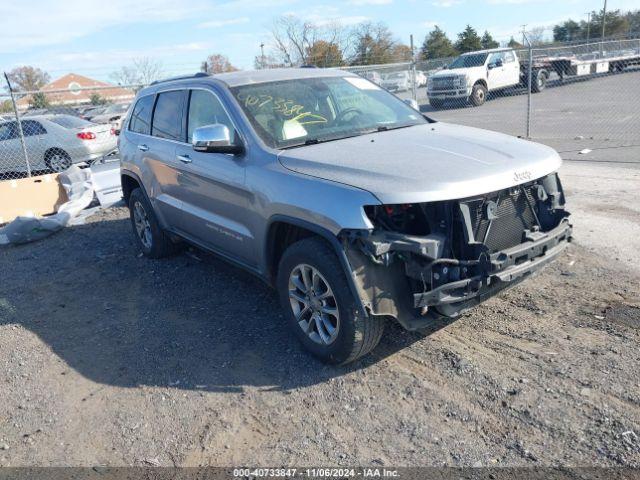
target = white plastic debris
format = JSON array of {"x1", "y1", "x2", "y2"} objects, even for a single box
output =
[
  {"x1": 579, "y1": 149, "x2": 592, "y2": 155},
  {"x1": 90, "y1": 160, "x2": 123, "y2": 207}
]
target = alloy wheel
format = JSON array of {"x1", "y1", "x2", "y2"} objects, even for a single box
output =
[
  {"x1": 288, "y1": 263, "x2": 340, "y2": 345},
  {"x1": 133, "y1": 201, "x2": 152, "y2": 249},
  {"x1": 47, "y1": 153, "x2": 71, "y2": 172}
]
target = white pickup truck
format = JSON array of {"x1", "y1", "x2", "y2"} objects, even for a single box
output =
[{"x1": 427, "y1": 47, "x2": 548, "y2": 108}]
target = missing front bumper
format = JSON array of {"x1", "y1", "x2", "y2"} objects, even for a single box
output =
[
  {"x1": 413, "y1": 221, "x2": 572, "y2": 309},
  {"x1": 343, "y1": 219, "x2": 572, "y2": 330}
]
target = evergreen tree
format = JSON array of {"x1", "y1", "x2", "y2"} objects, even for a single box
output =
[
  {"x1": 480, "y1": 31, "x2": 499, "y2": 49},
  {"x1": 455, "y1": 25, "x2": 482, "y2": 53},
  {"x1": 420, "y1": 26, "x2": 458, "y2": 60}
]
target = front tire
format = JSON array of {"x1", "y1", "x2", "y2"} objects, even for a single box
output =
[
  {"x1": 128, "y1": 188, "x2": 179, "y2": 259},
  {"x1": 277, "y1": 237, "x2": 385, "y2": 364},
  {"x1": 469, "y1": 83, "x2": 487, "y2": 106}
]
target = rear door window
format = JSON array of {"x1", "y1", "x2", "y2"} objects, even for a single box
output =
[
  {"x1": 151, "y1": 91, "x2": 186, "y2": 141},
  {"x1": 129, "y1": 94, "x2": 155, "y2": 135}
]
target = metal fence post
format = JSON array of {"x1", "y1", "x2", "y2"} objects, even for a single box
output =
[
  {"x1": 3, "y1": 72, "x2": 31, "y2": 177},
  {"x1": 526, "y1": 43, "x2": 533, "y2": 139},
  {"x1": 410, "y1": 34, "x2": 417, "y2": 103}
]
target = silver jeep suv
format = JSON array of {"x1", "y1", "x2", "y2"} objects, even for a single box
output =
[{"x1": 119, "y1": 68, "x2": 572, "y2": 364}]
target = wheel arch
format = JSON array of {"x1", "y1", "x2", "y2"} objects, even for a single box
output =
[
  {"x1": 44, "y1": 146, "x2": 70, "y2": 161},
  {"x1": 264, "y1": 215, "x2": 368, "y2": 318},
  {"x1": 121, "y1": 170, "x2": 143, "y2": 205},
  {"x1": 474, "y1": 78, "x2": 488, "y2": 89}
]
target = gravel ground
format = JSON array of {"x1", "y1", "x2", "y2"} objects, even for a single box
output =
[{"x1": 1, "y1": 161, "x2": 639, "y2": 467}]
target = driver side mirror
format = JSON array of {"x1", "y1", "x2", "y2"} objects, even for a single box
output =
[{"x1": 192, "y1": 124, "x2": 244, "y2": 155}]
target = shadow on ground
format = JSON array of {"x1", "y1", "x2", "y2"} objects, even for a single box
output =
[{"x1": 0, "y1": 213, "x2": 451, "y2": 393}]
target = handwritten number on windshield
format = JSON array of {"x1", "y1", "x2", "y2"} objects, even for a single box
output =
[{"x1": 237, "y1": 93, "x2": 327, "y2": 125}]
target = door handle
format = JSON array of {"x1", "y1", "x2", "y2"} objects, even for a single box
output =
[
  {"x1": 137, "y1": 144, "x2": 149, "y2": 152},
  {"x1": 176, "y1": 154, "x2": 192, "y2": 164}
]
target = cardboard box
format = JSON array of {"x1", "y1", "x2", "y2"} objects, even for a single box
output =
[{"x1": 0, "y1": 174, "x2": 67, "y2": 225}]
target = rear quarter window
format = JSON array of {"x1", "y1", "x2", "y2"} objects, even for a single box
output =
[{"x1": 129, "y1": 94, "x2": 155, "y2": 135}]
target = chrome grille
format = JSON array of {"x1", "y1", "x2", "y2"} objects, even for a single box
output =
[{"x1": 430, "y1": 77, "x2": 455, "y2": 91}]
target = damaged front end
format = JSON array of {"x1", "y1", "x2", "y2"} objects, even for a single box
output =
[{"x1": 340, "y1": 173, "x2": 572, "y2": 330}]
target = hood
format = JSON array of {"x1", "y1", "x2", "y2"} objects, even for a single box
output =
[
  {"x1": 278, "y1": 123, "x2": 562, "y2": 204},
  {"x1": 431, "y1": 66, "x2": 485, "y2": 79}
]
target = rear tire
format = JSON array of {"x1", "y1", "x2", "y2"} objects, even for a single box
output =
[
  {"x1": 469, "y1": 83, "x2": 487, "y2": 106},
  {"x1": 531, "y1": 69, "x2": 547, "y2": 93},
  {"x1": 277, "y1": 237, "x2": 385, "y2": 364},
  {"x1": 44, "y1": 149, "x2": 71, "y2": 172},
  {"x1": 128, "y1": 188, "x2": 180, "y2": 259}
]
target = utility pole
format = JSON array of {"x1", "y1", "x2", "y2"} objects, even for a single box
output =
[
  {"x1": 600, "y1": 0, "x2": 607, "y2": 56},
  {"x1": 585, "y1": 12, "x2": 591, "y2": 40},
  {"x1": 260, "y1": 43, "x2": 265, "y2": 69},
  {"x1": 601, "y1": 0, "x2": 608, "y2": 40},
  {"x1": 409, "y1": 34, "x2": 417, "y2": 102},
  {"x1": 521, "y1": 25, "x2": 528, "y2": 46}
]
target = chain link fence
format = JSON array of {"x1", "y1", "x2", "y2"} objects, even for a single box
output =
[
  {"x1": 343, "y1": 37, "x2": 640, "y2": 153},
  {"x1": 1, "y1": 36, "x2": 639, "y2": 182},
  {"x1": 0, "y1": 78, "x2": 136, "y2": 180}
]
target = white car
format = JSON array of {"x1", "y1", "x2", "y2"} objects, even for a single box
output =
[
  {"x1": 0, "y1": 114, "x2": 117, "y2": 174},
  {"x1": 381, "y1": 71, "x2": 411, "y2": 92}
]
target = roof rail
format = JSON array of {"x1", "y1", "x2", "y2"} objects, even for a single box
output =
[{"x1": 150, "y1": 72, "x2": 210, "y2": 86}]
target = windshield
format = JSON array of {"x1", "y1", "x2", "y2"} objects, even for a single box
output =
[
  {"x1": 49, "y1": 115, "x2": 93, "y2": 129},
  {"x1": 448, "y1": 53, "x2": 488, "y2": 69},
  {"x1": 231, "y1": 76, "x2": 426, "y2": 149}
]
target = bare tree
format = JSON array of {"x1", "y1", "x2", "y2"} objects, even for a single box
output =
[
  {"x1": 269, "y1": 15, "x2": 352, "y2": 66},
  {"x1": 270, "y1": 15, "x2": 316, "y2": 65},
  {"x1": 254, "y1": 53, "x2": 286, "y2": 70},
  {"x1": 527, "y1": 27, "x2": 547, "y2": 46},
  {"x1": 6, "y1": 66, "x2": 50, "y2": 92},
  {"x1": 110, "y1": 57, "x2": 164, "y2": 86},
  {"x1": 203, "y1": 54, "x2": 239, "y2": 74},
  {"x1": 109, "y1": 66, "x2": 139, "y2": 86}
]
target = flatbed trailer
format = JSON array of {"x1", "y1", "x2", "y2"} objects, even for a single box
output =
[{"x1": 523, "y1": 47, "x2": 640, "y2": 82}]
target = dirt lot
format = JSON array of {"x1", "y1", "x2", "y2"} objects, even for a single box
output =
[{"x1": 1, "y1": 161, "x2": 639, "y2": 467}]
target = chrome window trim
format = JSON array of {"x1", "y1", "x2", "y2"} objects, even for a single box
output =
[{"x1": 128, "y1": 86, "x2": 246, "y2": 150}]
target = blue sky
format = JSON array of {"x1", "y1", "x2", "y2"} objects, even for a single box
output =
[{"x1": 0, "y1": 0, "x2": 637, "y2": 82}]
